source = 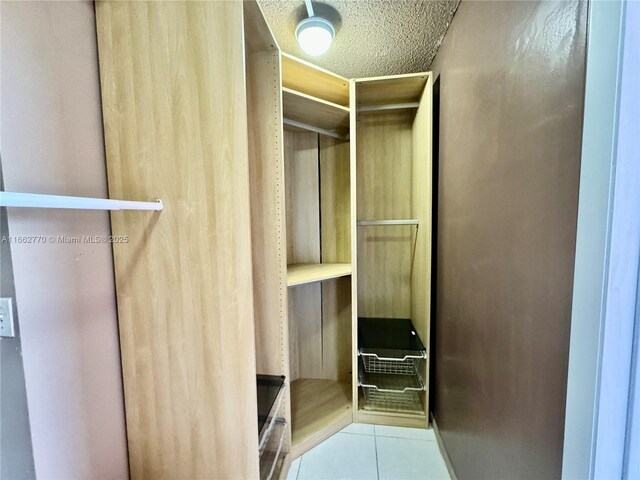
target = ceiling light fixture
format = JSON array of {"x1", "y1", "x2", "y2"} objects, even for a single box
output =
[{"x1": 296, "y1": 0, "x2": 335, "y2": 57}]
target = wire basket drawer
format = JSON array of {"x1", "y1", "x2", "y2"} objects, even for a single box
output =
[
  {"x1": 361, "y1": 353, "x2": 423, "y2": 375},
  {"x1": 361, "y1": 387, "x2": 424, "y2": 414}
]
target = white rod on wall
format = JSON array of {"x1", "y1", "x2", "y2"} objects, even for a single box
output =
[
  {"x1": 0, "y1": 192, "x2": 164, "y2": 211},
  {"x1": 304, "y1": 0, "x2": 315, "y2": 17},
  {"x1": 283, "y1": 118, "x2": 348, "y2": 140},
  {"x1": 357, "y1": 219, "x2": 419, "y2": 226},
  {"x1": 357, "y1": 102, "x2": 420, "y2": 113}
]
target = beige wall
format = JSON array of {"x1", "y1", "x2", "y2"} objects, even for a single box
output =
[
  {"x1": 0, "y1": 2, "x2": 128, "y2": 478},
  {"x1": 429, "y1": 1, "x2": 587, "y2": 478}
]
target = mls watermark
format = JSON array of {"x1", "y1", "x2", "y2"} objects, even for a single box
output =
[{"x1": 1, "y1": 235, "x2": 129, "y2": 244}]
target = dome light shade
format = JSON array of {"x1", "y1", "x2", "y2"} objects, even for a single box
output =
[{"x1": 295, "y1": 17, "x2": 335, "y2": 56}]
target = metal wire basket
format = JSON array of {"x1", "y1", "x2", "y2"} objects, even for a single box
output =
[
  {"x1": 361, "y1": 387, "x2": 424, "y2": 414},
  {"x1": 361, "y1": 354, "x2": 422, "y2": 375}
]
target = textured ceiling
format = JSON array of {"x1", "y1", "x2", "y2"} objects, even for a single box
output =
[{"x1": 258, "y1": 0, "x2": 461, "y2": 78}]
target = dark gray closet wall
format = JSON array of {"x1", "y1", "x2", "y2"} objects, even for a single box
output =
[{"x1": 429, "y1": 1, "x2": 587, "y2": 478}]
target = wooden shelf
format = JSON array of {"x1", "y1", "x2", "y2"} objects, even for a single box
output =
[
  {"x1": 282, "y1": 87, "x2": 350, "y2": 136},
  {"x1": 355, "y1": 72, "x2": 430, "y2": 107},
  {"x1": 287, "y1": 263, "x2": 351, "y2": 287},
  {"x1": 291, "y1": 379, "x2": 352, "y2": 458},
  {"x1": 282, "y1": 53, "x2": 349, "y2": 107}
]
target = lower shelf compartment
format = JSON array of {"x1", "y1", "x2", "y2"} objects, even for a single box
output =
[{"x1": 291, "y1": 378, "x2": 352, "y2": 457}]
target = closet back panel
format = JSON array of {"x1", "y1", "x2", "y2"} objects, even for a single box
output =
[
  {"x1": 285, "y1": 131, "x2": 320, "y2": 264},
  {"x1": 356, "y1": 111, "x2": 415, "y2": 318},
  {"x1": 285, "y1": 130, "x2": 322, "y2": 382},
  {"x1": 320, "y1": 136, "x2": 352, "y2": 382},
  {"x1": 322, "y1": 277, "x2": 352, "y2": 381},
  {"x1": 96, "y1": 2, "x2": 260, "y2": 478},
  {"x1": 320, "y1": 136, "x2": 351, "y2": 263},
  {"x1": 285, "y1": 131, "x2": 352, "y2": 383},
  {"x1": 288, "y1": 284, "x2": 323, "y2": 380}
]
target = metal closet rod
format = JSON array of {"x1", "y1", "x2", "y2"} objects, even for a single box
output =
[
  {"x1": 357, "y1": 102, "x2": 420, "y2": 113},
  {"x1": 357, "y1": 219, "x2": 419, "y2": 226},
  {"x1": 283, "y1": 118, "x2": 348, "y2": 140},
  {"x1": 0, "y1": 192, "x2": 164, "y2": 211}
]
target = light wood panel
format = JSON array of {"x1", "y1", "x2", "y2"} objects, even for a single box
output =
[
  {"x1": 282, "y1": 87, "x2": 349, "y2": 135},
  {"x1": 243, "y1": 1, "x2": 278, "y2": 53},
  {"x1": 284, "y1": 130, "x2": 323, "y2": 383},
  {"x1": 410, "y1": 75, "x2": 433, "y2": 425},
  {"x1": 284, "y1": 131, "x2": 320, "y2": 264},
  {"x1": 319, "y1": 135, "x2": 353, "y2": 384},
  {"x1": 356, "y1": 73, "x2": 429, "y2": 106},
  {"x1": 322, "y1": 276, "x2": 352, "y2": 381},
  {"x1": 290, "y1": 379, "x2": 352, "y2": 458},
  {"x1": 282, "y1": 53, "x2": 349, "y2": 107},
  {"x1": 96, "y1": 2, "x2": 259, "y2": 478},
  {"x1": 357, "y1": 410, "x2": 427, "y2": 428},
  {"x1": 245, "y1": 24, "x2": 287, "y2": 379},
  {"x1": 244, "y1": 2, "x2": 293, "y2": 461},
  {"x1": 356, "y1": 110, "x2": 415, "y2": 318},
  {"x1": 350, "y1": 80, "x2": 360, "y2": 416},
  {"x1": 320, "y1": 135, "x2": 351, "y2": 263},
  {"x1": 287, "y1": 263, "x2": 351, "y2": 286},
  {"x1": 288, "y1": 284, "x2": 323, "y2": 381}
]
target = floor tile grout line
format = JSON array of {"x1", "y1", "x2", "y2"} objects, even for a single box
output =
[
  {"x1": 295, "y1": 455, "x2": 302, "y2": 480},
  {"x1": 373, "y1": 427, "x2": 380, "y2": 480},
  {"x1": 375, "y1": 435, "x2": 435, "y2": 441}
]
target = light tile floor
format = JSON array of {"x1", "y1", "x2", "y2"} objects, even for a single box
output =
[{"x1": 287, "y1": 424, "x2": 451, "y2": 480}]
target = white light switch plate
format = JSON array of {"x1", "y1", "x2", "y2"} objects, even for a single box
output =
[{"x1": 0, "y1": 297, "x2": 15, "y2": 337}]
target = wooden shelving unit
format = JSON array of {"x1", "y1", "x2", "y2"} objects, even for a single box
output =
[
  {"x1": 282, "y1": 54, "x2": 354, "y2": 462},
  {"x1": 290, "y1": 379, "x2": 352, "y2": 458},
  {"x1": 287, "y1": 263, "x2": 351, "y2": 287},
  {"x1": 282, "y1": 87, "x2": 349, "y2": 136},
  {"x1": 280, "y1": 54, "x2": 433, "y2": 465},
  {"x1": 353, "y1": 73, "x2": 433, "y2": 428}
]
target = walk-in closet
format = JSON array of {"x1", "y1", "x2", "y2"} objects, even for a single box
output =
[{"x1": 1, "y1": 0, "x2": 605, "y2": 478}]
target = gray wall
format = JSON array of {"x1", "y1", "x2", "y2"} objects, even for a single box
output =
[
  {"x1": 0, "y1": 2, "x2": 128, "y2": 478},
  {"x1": 429, "y1": 1, "x2": 587, "y2": 478},
  {"x1": 0, "y1": 166, "x2": 35, "y2": 479}
]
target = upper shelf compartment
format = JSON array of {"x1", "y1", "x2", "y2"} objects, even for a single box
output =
[
  {"x1": 282, "y1": 53, "x2": 349, "y2": 107},
  {"x1": 355, "y1": 73, "x2": 430, "y2": 108},
  {"x1": 282, "y1": 88, "x2": 349, "y2": 138}
]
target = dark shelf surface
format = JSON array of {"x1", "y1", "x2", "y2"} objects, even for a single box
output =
[
  {"x1": 358, "y1": 317, "x2": 426, "y2": 354},
  {"x1": 257, "y1": 375, "x2": 286, "y2": 436}
]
